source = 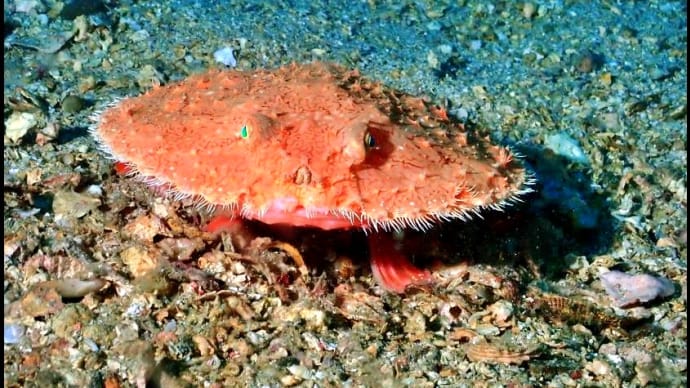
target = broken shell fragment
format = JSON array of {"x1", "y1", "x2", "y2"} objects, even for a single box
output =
[
  {"x1": 465, "y1": 339, "x2": 536, "y2": 365},
  {"x1": 599, "y1": 270, "x2": 675, "y2": 307},
  {"x1": 52, "y1": 190, "x2": 101, "y2": 220},
  {"x1": 44, "y1": 278, "x2": 108, "y2": 298},
  {"x1": 5, "y1": 112, "x2": 38, "y2": 143}
]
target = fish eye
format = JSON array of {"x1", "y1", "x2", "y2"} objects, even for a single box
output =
[
  {"x1": 239, "y1": 124, "x2": 249, "y2": 139},
  {"x1": 363, "y1": 130, "x2": 377, "y2": 150}
]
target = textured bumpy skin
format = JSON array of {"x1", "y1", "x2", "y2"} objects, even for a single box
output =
[{"x1": 93, "y1": 62, "x2": 528, "y2": 233}]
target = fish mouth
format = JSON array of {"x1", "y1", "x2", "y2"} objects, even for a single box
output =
[{"x1": 240, "y1": 198, "x2": 363, "y2": 230}]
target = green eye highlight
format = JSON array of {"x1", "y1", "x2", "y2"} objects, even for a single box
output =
[
  {"x1": 240, "y1": 125, "x2": 249, "y2": 139},
  {"x1": 364, "y1": 131, "x2": 376, "y2": 150}
]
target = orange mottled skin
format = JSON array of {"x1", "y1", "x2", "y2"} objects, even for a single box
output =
[{"x1": 93, "y1": 62, "x2": 528, "y2": 293}]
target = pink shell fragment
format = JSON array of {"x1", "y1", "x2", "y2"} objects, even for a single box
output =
[{"x1": 600, "y1": 270, "x2": 675, "y2": 307}]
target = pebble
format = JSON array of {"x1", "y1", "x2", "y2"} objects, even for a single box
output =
[
  {"x1": 83, "y1": 338, "x2": 100, "y2": 352},
  {"x1": 487, "y1": 300, "x2": 514, "y2": 326},
  {"x1": 311, "y1": 48, "x2": 326, "y2": 58},
  {"x1": 61, "y1": 95, "x2": 85, "y2": 113},
  {"x1": 426, "y1": 21, "x2": 442, "y2": 31},
  {"x1": 299, "y1": 308, "x2": 326, "y2": 331},
  {"x1": 38, "y1": 121, "x2": 60, "y2": 143},
  {"x1": 522, "y1": 3, "x2": 536, "y2": 19},
  {"x1": 586, "y1": 359, "x2": 611, "y2": 376},
  {"x1": 163, "y1": 320, "x2": 177, "y2": 332},
  {"x1": 78, "y1": 75, "x2": 97, "y2": 93},
  {"x1": 427, "y1": 50, "x2": 439, "y2": 69},
  {"x1": 85, "y1": 184, "x2": 103, "y2": 197},
  {"x1": 13, "y1": 207, "x2": 41, "y2": 219},
  {"x1": 544, "y1": 132, "x2": 590, "y2": 164},
  {"x1": 14, "y1": 0, "x2": 43, "y2": 13},
  {"x1": 129, "y1": 29, "x2": 150, "y2": 42},
  {"x1": 576, "y1": 50, "x2": 604, "y2": 73},
  {"x1": 4, "y1": 323, "x2": 25, "y2": 344},
  {"x1": 288, "y1": 365, "x2": 312, "y2": 380},
  {"x1": 6, "y1": 284, "x2": 64, "y2": 318},
  {"x1": 213, "y1": 47, "x2": 237, "y2": 67},
  {"x1": 120, "y1": 246, "x2": 159, "y2": 278}
]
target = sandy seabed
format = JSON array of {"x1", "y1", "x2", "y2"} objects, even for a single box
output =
[{"x1": 4, "y1": 1, "x2": 686, "y2": 386}]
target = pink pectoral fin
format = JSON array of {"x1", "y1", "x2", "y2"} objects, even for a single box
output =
[
  {"x1": 368, "y1": 233, "x2": 433, "y2": 293},
  {"x1": 204, "y1": 214, "x2": 239, "y2": 234}
]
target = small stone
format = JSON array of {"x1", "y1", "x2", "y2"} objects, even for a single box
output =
[
  {"x1": 280, "y1": 375, "x2": 300, "y2": 387},
  {"x1": 4, "y1": 323, "x2": 25, "y2": 344},
  {"x1": 427, "y1": 50, "x2": 439, "y2": 69},
  {"x1": 426, "y1": 20, "x2": 442, "y2": 31},
  {"x1": 287, "y1": 364, "x2": 312, "y2": 380},
  {"x1": 213, "y1": 47, "x2": 237, "y2": 67},
  {"x1": 61, "y1": 95, "x2": 85, "y2": 113},
  {"x1": 404, "y1": 310, "x2": 427, "y2": 335},
  {"x1": 157, "y1": 238, "x2": 202, "y2": 261},
  {"x1": 14, "y1": 0, "x2": 43, "y2": 13},
  {"x1": 120, "y1": 246, "x2": 160, "y2": 278},
  {"x1": 122, "y1": 214, "x2": 169, "y2": 243},
  {"x1": 85, "y1": 184, "x2": 103, "y2": 197},
  {"x1": 473, "y1": 323, "x2": 501, "y2": 337},
  {"x1": 129, "y1": 29, "x2": 150, "y2": 42},
  {"x1": 544, "y1": 133, "x2": 590, "y2": 164},
  {"x1": 311, "y1": 48, "x2": 326, "y2": 58},
  {"x1": 25, "y1": 169, "x2": 42, "y2": 186},
  {"x1": 38, "y1": 121, "x2": 61, "y2": 142},
  {"x1": 74, "y1": 15, "x2": 91, "y2": 41},
  {"x1": 599, "y1": 72, "x2": 613, "y2": 86},
  {"x1": 576, "y1": 50, "x2": 604, "y2": 73},
  {"x1": 299, "y1": 308, "x2": 326, "y2": 331},
  {"x1": 78, "y1": 75, "x2": 97, "y2": 93},
  {"x1": 438, "y1": 44, "x2": 453, "y2": 54},
  {"x1": 192, "y1": 335, "x2": 216, "y2": 357},
  {"x1": 487, "y1": 300, "x2": 514, "y2": 327},
  {"x1": 136, "y1": 64, "x2": 163, "y2": 88},
  {"x1": 522, "y1": 3, "x2": 536, "y2": 18},
  {"x1": 7, "y1": 283, "x2": 64, "y2": 319},
  {"x1": 596, "y1": 112, "x2": 620, "y2": 130},
  {"x1": 53, "y1": 304, "x2": 94, "y2": 339},
  {"x1": 586, "y1": 359, "x2": 611, "y2": 376}
]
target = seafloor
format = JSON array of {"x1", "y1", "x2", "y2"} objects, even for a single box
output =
[{"x1": 3, "y1": 0, "x2": 687, "y2": 387}]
